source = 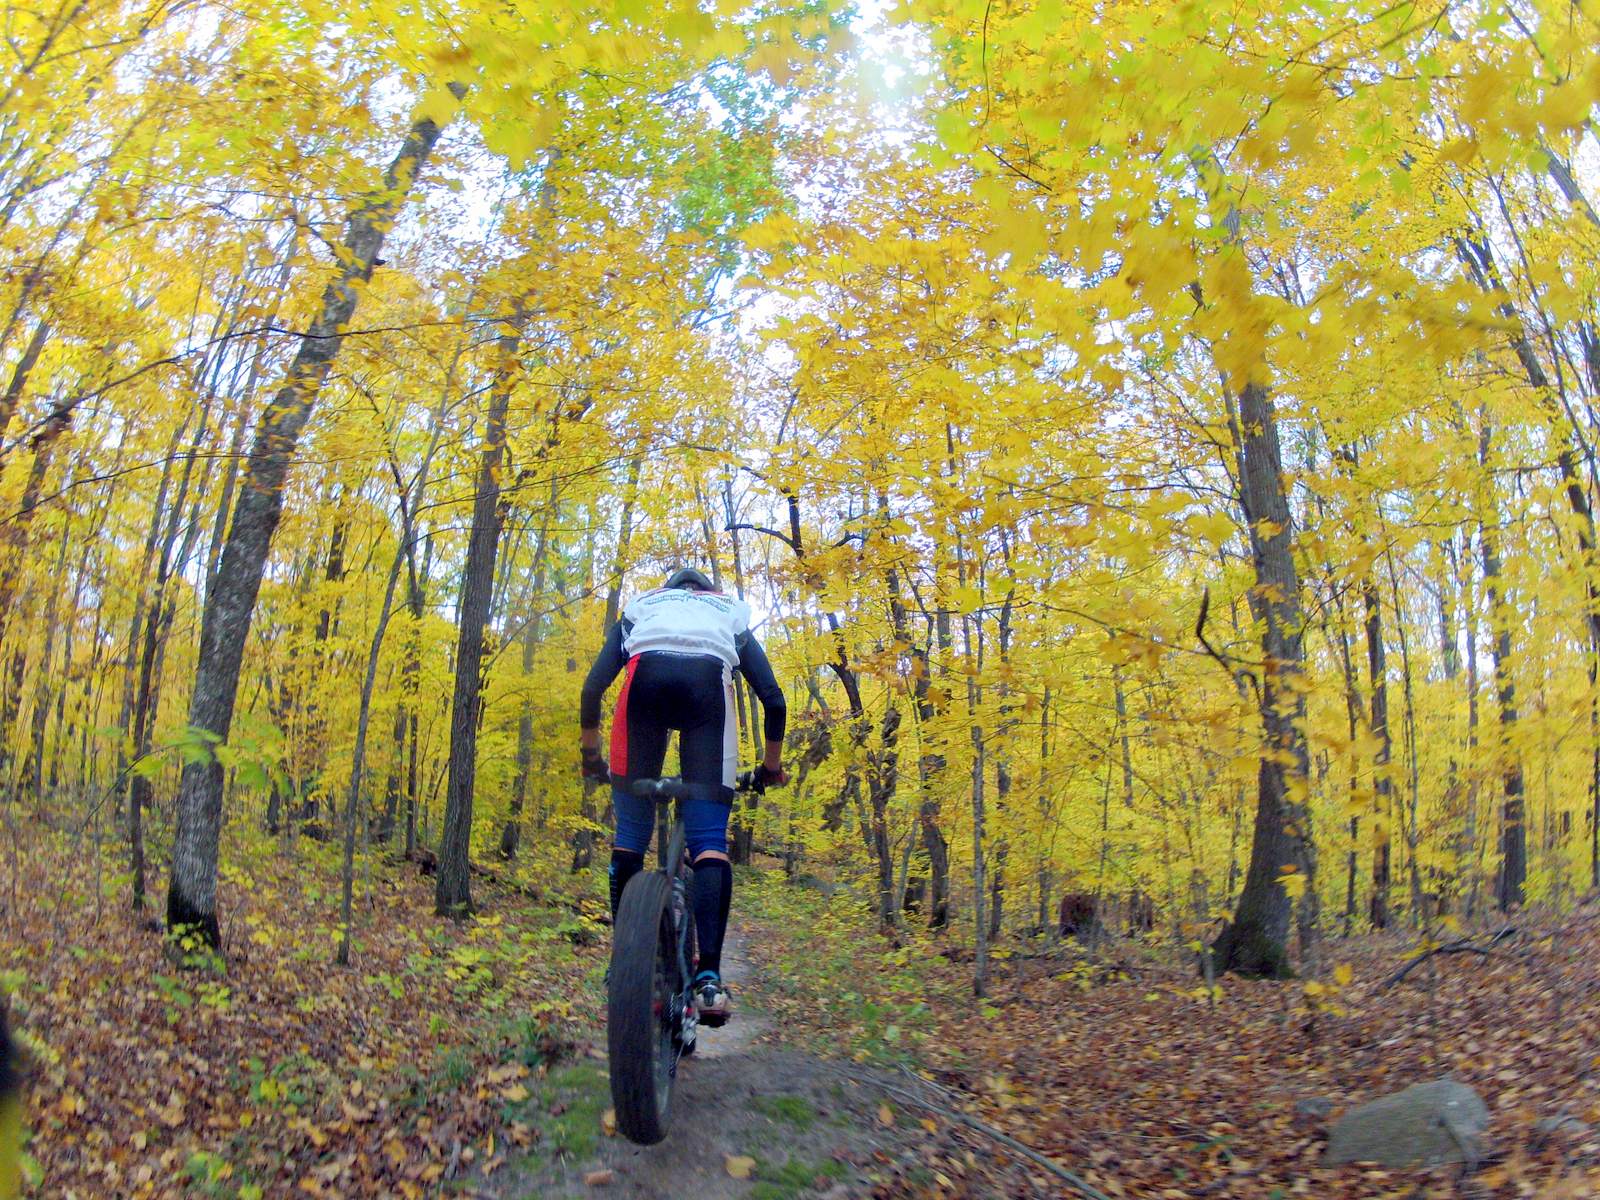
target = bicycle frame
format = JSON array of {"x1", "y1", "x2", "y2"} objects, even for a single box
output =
[
  {"x1": 630, "y1": 772, "x2": 759, "y2": 1048},
  {"x1": 646, "y1": 790, "x2": 697, "y2": 1057}
]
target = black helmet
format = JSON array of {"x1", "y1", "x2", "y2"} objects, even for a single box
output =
[{"x1": 664, "y1": 566, "x2": 715, "y2": 592}]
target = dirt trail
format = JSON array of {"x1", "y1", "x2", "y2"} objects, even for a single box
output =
[{"x1": 495, "y1": 927, "x2": 925, "y2": 1199}]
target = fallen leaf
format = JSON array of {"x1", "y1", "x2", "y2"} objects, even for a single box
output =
[
  {"x1": 583, "y1": 1168, "x2": 615, "y2": 1186},
  {"x1": 601, "y1": 1108, "x2": 617, "y2": 1136},
  {"x1": 878, "y1": 1102, "x2": 894, "y2": 1127},
  {"x1": 725, "y1": 1154, "x2": 756, "y2": 1179}
]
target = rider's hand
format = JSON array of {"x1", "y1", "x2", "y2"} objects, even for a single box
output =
[
  {"x1": 756, "y1": 762, "x2": 788, "y2": 789},
  {"x1": 581, "y1": 745, "x2": 610, "y2": 784}
]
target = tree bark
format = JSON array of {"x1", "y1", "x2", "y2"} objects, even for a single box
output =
[
  {"x1": 1328, "y1": 591, "x2": 1361, "y2": 936},
  {"x1": 0, "y1": 320, "x2": 48, "y2": 441},
  {"x1": 22, "y1": 500, "x2": 71, "y2": 806},
  {"x1": 0, "y1": 406, "x2": 72, "y2": 789},
  {"x1": 1363, "y1": 578, "x2": 1392, "y2": 929},
  {"x1": 919, "y1": 638, "x2": 951, "y2": 929},
  {"x1": 989, "y1": 572, "x2": 1015, "y2": 943},
  {"x1": 1384, "y1": 548, "x2": 1425, "y2": 921},
  {"x1": 867, "y1": 704, "x2": 900, "y2": 931},
  {"x1": 1463, "y1": 537, "x2": 1483, "y2": 918},
  {"x1": 167, "y1": 92, "x2": 461, "y2": 944},
  {"x1": 502, "y1": 486, "x2": 555, "y2": 859},
  {"x1": 1476, "y1": 417, "x2": 1526, "y2": 912},
  {"x1": 1212, "y1": 382, "x2": 1316, "y2": 978},
  {"x1": 338, "y1": 529, "x2": 407, "y2": 963},
  {"x1": 437, "y1": 322, "x2": 519, "y2": 916}
]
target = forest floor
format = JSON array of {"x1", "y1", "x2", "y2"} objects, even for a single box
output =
[{"x1": 7, "y1": 818, "x2": 1600, "y2": 1199}]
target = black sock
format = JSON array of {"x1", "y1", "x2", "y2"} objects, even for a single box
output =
[
  {"x1": 692, "y1": 857, "x2": 733, "y2": 976},
  {"x1": 608, "y1": 849, "x2": 644, "y2": 918}
]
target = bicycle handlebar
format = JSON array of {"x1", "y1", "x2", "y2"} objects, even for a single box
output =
[{"x1": 631, "y1": 771, "x2": 764, "y2": 801}]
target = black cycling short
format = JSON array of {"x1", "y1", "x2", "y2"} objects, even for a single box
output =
[{"x1": 609, "y1": 651, "x2": 738, "y2": 802}]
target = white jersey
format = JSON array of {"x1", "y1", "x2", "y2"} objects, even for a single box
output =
[{"x1": 621, "y1": 587, "x2": 752, "y2": 668}]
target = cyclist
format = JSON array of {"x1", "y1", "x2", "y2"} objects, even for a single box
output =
[{"x1": 579, "y1": 567, "x2": 786, "y2": 1021}]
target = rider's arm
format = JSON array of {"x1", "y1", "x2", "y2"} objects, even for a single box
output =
[
  {"x1": 737, "y1": 634, "x2": 786, "y2": 773},
  {"x1": 580, "y1": 622, "x2": 627, "y2": 752}
]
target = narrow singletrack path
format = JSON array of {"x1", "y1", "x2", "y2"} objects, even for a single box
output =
[{"x1": 495, "y1": 925, "x2": 925, "y2": 1199}]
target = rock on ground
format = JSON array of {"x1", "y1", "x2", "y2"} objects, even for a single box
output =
[{"x1": 1325, "y1": 1079, "x2": 1490, "y2": 1168}]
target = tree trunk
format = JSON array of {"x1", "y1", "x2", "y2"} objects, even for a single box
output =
[
  {"x1": 989, "y1": 575, "x2": 1015, "y2": 943},
  {"x1": 1212, "y1": 382, "x2": 1317, "y2": 979},
  {"x1": 884, "y1": 529, "x2": 945, "y2": 930},
  {"x1": 964, "y1": 590, "x2": 989, "y2": 994},
  {"x1": 922, "y1": 606, "x2": 954, "y2": 928},
  {"x1": 1464, "y1": 545, "x2": 1483, "y2": 918},
  {"x1": 0, "y1": 404, "x2": 72, "y2": 796},
  {"x1": 23, "y1": 506, "x2": 71, "y2": 806},
  {"x1": 437, "y1": 322, "x2": 518, "y2": 917},
  {"x1": 1591, "y1": 630, "x2": 1599, "y2": 892},
  {"x1": 1363, "y1": 578, "x2": 1392, "y2": 929},
  {"x1": 1384, "y1": 548, "x2": 1426, "y2": 921},
  {"x1": 338, "y1": 532, "x2": 407, "y2": 963},
  {"x1": 969, "y1": 702, "x2": 988, "y2": 996},
  {"x1": 1477, "y1": 417, "x2": 1526, "y2": 912},
  {"x1": 1329, "y1": 594, "x2": 1362, "y2": 936},
  {"x1": 0, "y1": 319, "x2": 49, "y2": 440},
  {"x1": 502, "y1": 488, "x2": 555, "y2": 859},
  {"x1": 867, "y1": 704, "x2": 900, "y2": 931},
  {"x1": 168, "y1": 93, "x2": 460, "y2": 944},
  {"x1": 726, "y1": 497, "x2": 761, "y2": 865},
  {"x1": 1435, "y1": 537, "x2": 1468, "y2": 909}
]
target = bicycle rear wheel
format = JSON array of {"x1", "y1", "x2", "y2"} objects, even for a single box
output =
[{"x1": 608, "y1": 871, "x2": 682, "y2": 1144}]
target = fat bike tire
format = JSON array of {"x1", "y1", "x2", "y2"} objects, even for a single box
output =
[{"x1": 608, "y1": 871, "x2": 681, "y2": 1145}]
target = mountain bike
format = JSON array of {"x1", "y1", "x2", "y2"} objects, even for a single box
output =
[{"x1": 607, "y1": 771, "x2": 761, "y2": 1145}]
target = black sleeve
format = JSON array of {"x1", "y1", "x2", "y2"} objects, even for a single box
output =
[
  {"x1": 580, "y1": 623, "x2": 627, "y2": 730},
  {"x1": 737, "y1": 634, "x2": 787, "y2": 745}
]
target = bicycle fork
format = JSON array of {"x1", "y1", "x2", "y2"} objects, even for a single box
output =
[{"x1": 657, "y1": 800, "x2": 697, "y2": 1057}]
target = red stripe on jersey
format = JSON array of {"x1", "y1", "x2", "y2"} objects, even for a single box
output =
[{"x1": 610, "y1": 656, "x2": 640, "y2": 776}]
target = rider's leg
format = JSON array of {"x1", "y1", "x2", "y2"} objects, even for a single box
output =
[
  {"x1": 608, "y1": 657, "x2": 670, "y2": 918},
  {"x1": 690, "y1": 851, "x2": 733, "y2": 976},
  {"x1": 607, "y1": 850, "x2": 643, "y2": 919},
  {"x1": 610, "y1": 791, "x2": 650, "y2": 919},
  {"x1": 684, "y1": 799, "x2": 734, "y2": 978},
  {"x1": 674, "y1": 659, "x2": 738, "y2": 983}
]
